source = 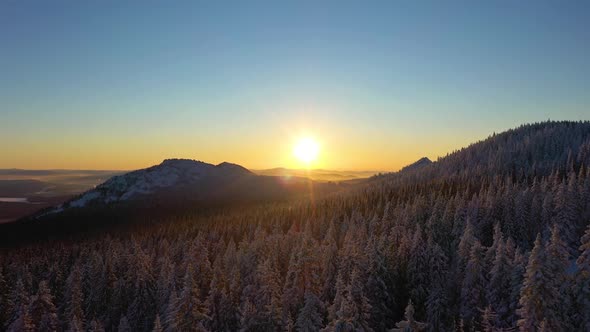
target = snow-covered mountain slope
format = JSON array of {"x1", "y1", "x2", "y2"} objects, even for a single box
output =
[{"x1": 47, "y1": 159, "x2": 253, "y2": 212}]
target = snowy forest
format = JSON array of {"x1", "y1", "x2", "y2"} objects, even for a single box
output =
[{"x1": 1, "y1": 121, "x2": 590, "y2": 332}]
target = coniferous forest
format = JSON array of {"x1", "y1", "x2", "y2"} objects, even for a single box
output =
[{"x1": 2, "y1": 121, "x2": 590, "y2": 332}]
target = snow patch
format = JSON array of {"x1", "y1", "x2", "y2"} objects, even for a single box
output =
[{"x1": 70, "y1": 191, "x2": 101, "y2": 208}]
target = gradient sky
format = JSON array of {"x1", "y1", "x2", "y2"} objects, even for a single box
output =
[{"x1": 1, "y1": 1, "x2": 589, "y2": 171}]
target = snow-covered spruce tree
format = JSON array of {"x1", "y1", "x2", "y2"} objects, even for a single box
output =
[
  {"x1": 327, "y1": 272, "x2": 345, "y2": 324},
  {"x1": 407, "y1": 226, "x2": 429, "y2": 319},
  {"x1": 552, "y1": 177, "x2": 580, "y2": 256},
  {"x1": 573, "y1": 223, "x2": 590, "y2": 331},
  {"x1": 166, "y1": 264, "x2": 209, "y2": 331},
  {"x1": 207, "y1": 258, "x2": 234, "y2": 332},
  {"x1": 88, "y1": 319, "x2": 105, "y2": 332},
  {"x1": 458, "y1": 221, "x2": 477, "y2": 275},
  {"x1": 223, "y1": 241, "x2": 242, "y2": 332},
  {"x1": 29, "y1": 280, "x2": 59, "y2": 331},
  {"x1": 67, "y1": 315, "x2": 84, "y2": 332},
  {"x1": 117, "y1": 315, "x2": 131, "y2": 332},
  {"x1": 84, "y1": 253, "x2": 107, "y2": 321},
  {"x1": 152, "y1": 315, "x2": 163, "y2": 332},
  {"x1": 252, "y1": 257, "x2": 283, "y2": 330},
  {"x1": 508, "y1": 248, "x2": 527, "y2": 328},
  {"x1": 6, "y1": 279, "x2": 33, "y2": 332},
  {"x1": 480, "y1": 305, "x2": 499, "y2": 332},
  {"x1": 545, "y1": 223, "x2": 573, "y2": 331},
  {"x1": 391, "y1": 300, "x2": 428, "y2": 332},
  {"x1": 460, "y1": 240, "x2": 486, "y2": 330},
  {"x1": 322, "y1": 267, "x2": 372, "y2": 332},
  {"x1": 190, "y1": 235, "x2": 214, "y2": 299},
  {"x1": 238, "y1": 298, "x2": 260, "y2": 332},
  {"x1": 283, "y1": 231, "x2": 322, "y2": 321},
  {"x1": 63, "y1": 263, "x2": 85, "y2": 330},
  {"x1": 517, "y1": 234, "x2": 561, "y2": 331},
  {"x1": 155, "y1": 257, "x2": 176, "y2": 320},
  {"x1": 425, "y1": 237, "x2": 450, "y2": 332},
  {"x1": 484, "y1": 223, "x2": 503, "y2": 274},
  {"x1": 539, "y1": 319, "x2": 551, "y2": 332},
  {"x1": 295, "y1": 291, "x2": 323, "y2": 332},
  {"x1": 320, "y1": 221, "x2": 339, "y2": 303},
  {"x1": 364, "y1": 237, "x2": 394, "y2": 330},
  {"x1": 486, "y1": 238, "x2": 512, "y2": 328},
  {"x1": 126, "y1": 245, "x2": 156, "y2": 331},
  {"x1": 0, "y1": 267, "x2": 12, "y2": 328}
]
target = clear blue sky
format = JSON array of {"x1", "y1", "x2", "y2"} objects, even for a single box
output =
[{"x1": 1, "y1": 1, "x2": 589, "y2": 170}]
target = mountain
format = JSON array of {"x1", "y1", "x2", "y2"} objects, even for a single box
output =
[
  {"x1": 400, "y1": 157, "x2": 433, "y2": 172},
  {"x1": 53, "y1": 159, "x2": 252, "y2": 209},
  {"x1": 37, "y1": 159, "x2": 344, "y2": 216}
]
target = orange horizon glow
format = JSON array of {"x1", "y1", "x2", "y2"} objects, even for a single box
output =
[{"x1": 0, "y1": 114, "x2": 522, "y2": 172}]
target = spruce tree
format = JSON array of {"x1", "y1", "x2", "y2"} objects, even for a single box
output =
[
  {"x1": 117, "y1": 315, "x2": 131, "y2": 332},
  {"x1": 29, "y1": 280, "x2": 59, "y2": 331},
  {"x1": 0, "y1": 267, "x2": 12, "y2": 327},
  {"x1": 168, "y1": 264, "x2": 209, "y2": 331},
  {"x1": 7, "y1": 279, "x2": 33, "y2": 332},
  {"x1": 517, "y1": 234, "x2": 558, "y2": 331},
  {"x1": 207, "y1": 260, "x2": 233, "y2": 332},
  {"x1": 487, "y1": 239, "x2": 511, "y2": 328},
  {"x1": 460, "y1": 240, "x2": 486, "y2": 329},
  {"x1": 322, "y1": 268, "x2": 373, "y2": 332},
  {"x1": 364, "y1": 238, "x2": 394, "y2": 330},
  {"x1": 426, "y1": 239, "x2": 449, "y2": 332},
  {"x1": 391, "y1": 300, "x2": 428, "y2": 332},
  {"x1": 480, "y1": 305, "x2": 499, "y2": 332},
  {"x1": 88, "y1": 319, "x2": 105, "y2": 332},
  {"x1": 152, "y1": 315, "x2": 163, "y2": 332},
  {"x1": 574, "y1": 224, "x2": 590, "y2": 331},
  {"x1": 545, "y1": 223, "x2": 572, "y2": 331},
  {"x1": 295, "y1": 291, "x2": 323, "y2": 332},
  {"x1": 64, "y1": 264, "x2": 85, "y2": 328}
]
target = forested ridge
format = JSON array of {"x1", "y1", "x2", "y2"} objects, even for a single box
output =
[{"x1": 1, "y1": 120, "x2": 590, "y2": 331}]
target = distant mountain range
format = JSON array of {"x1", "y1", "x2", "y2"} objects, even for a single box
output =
[{"x1": 252, "y1": 167, "x2": 381, "y2": 182}]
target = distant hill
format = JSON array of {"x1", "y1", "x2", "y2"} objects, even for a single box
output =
[
  {"x1": 253, "y1": 168, "x2": 379, "y2": 182},
  {"x1": 400, "y1": 157, "x2": 433, "y2": 173}
]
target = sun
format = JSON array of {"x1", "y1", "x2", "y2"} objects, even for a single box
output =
[{"x1": 293, "y1": 137, "x2": 320, "y2": 165}]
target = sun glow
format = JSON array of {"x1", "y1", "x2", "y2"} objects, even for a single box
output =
[{"x1": 293, "y1": 137, "x2": 320, "y2": 165}]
